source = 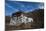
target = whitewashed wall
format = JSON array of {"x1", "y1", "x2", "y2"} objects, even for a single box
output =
[{"x1": 10, "y1": 14, "x2": 33, "y2": 25}]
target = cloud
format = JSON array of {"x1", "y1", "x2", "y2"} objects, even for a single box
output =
[
  {"x1": 38, "y1": 3, "x2": 44, "y2": 9},
  {"x1": 14, "y1": 2, "x2": 25, "y2": 8},
  {"x1": 21, "y1": 5, "x2": 25, "y2": 7},
  {"x1": 39, "y1": 5, "x2": 44, "y2": 9},
  {"x1": 5, "y1": 3, "x2": 15, "y2": 16},
  {"x1": 13, "y1": 9, "x2": 19, "y2": 12},
  {"x1": 6, "y1": 3, "x2": 15, "y2": 10}
]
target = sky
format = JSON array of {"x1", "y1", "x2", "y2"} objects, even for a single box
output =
[{"x1": 5, "y1": 0, "x2": 44, "y2": 16}]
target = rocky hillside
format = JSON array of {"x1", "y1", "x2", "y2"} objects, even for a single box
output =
[
  {"x1": 5, "y1": 9, "x2": 44, "y2": 30},
  {"x1": 23, "y1": 9, "x2": 44, "y2": 28},
  {"x1": 31, "y1": 9, "x2": 44, "y2": 28},
  {"x1": 5, "y1": 16, "x2": 11, "y2": 24}
]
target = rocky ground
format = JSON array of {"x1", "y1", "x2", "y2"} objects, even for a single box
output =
[{"x1": 5, "y1": 23, "x2": 33, "y2": 31}]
